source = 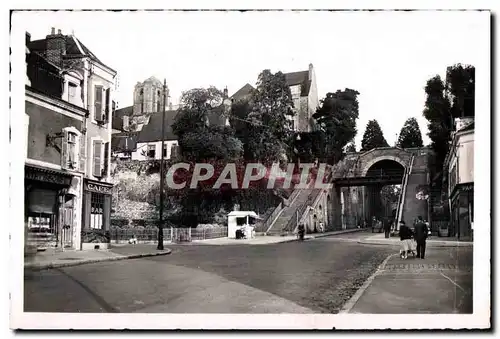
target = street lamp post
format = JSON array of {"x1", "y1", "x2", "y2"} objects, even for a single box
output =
[{"x1": 157, "y1": 79, "x2": 167, "y2": 251}]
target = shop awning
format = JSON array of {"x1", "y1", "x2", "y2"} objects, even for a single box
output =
[{"x1": 25, "y1": 163, "x2": 73, "y2": 186}]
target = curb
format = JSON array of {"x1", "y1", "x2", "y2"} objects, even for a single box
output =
[
  {"x1": 284, "y1": 228, "x2": 365, "y2": 243},
  {"x1": 358, "y1": 239, "x2": 473, "y2": 248},
  {"x1": 24, "y1": 248, "x2": 172, "y2": 272},
  {"x1": 339, "y1": 253, "x2": 396, "y2": 314}
]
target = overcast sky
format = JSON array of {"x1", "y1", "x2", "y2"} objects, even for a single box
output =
[{"x1": 18, "y1": 10, "x2": 488, "y2": 147}]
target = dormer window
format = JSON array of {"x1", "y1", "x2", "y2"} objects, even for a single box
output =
[{"x1": 68, "y1": 82, "x2": 77, "y2": 97}]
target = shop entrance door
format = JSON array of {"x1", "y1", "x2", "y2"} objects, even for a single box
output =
[{"x1": 61, "y1": 196, "x2": 74, "y2": 249}]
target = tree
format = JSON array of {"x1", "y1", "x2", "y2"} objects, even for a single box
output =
[
  {"x1": 345, "y1": 141, "x2": 356, "y2": 153},
  {"x1": 422, "y1": 75, "x2": 452, "y2": 177},
  {"x1": 422, "y1": 64, "x2": 475, "y2": 180},
  {"x1": 245, "y1": 70, "x2": 295, "y2": 165},
  {"x1": 397, "y1": 117, "x2": 424, "y2": 148},
  {"x1": 446, "y1": 64, "x2": 475, "y2": 118},
  {"x1": 360, "y1": 120, "x2": 389, "y2": 152},
  {"x1": 313, "y1": 88, "x2": 360, "y2": 164}
]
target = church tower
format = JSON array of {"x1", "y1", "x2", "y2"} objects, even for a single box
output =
[{"x1": 132, "y1": 76, "x2": 169, "y2": 115}]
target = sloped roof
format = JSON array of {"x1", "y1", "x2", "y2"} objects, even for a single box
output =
[
  {"x1": 111, "y1": 132, "x2": 139, "y2": 153},
  {"x1": 28, "y1": 34, "x2": 115, "y2": 73},
  {"x1": 458, "y1": 121, "x2": 475, "y2": 132},
  {"x1": 231, "y1": 83, "x2": 254, "y2": 101},
  {"x1": 284, "y1": 70, "x2": 311, "y2": 96},
  {"x1": 112, "y1": 105, "x2": 133, "y2": 131},
  {"x1": 232, "y1": 69, "x2": 312, "y2": 101},
  {"x1": 136, "y1": 110, "x2": 180, "y2": 143}
]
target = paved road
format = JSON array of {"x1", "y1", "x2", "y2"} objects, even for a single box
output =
[{"x1": 25, "y1": 230, "x2": 394, "y2": 314}]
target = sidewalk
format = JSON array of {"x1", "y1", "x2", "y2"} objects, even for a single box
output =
[
  {"x1": 341, "y1": 246, "x2": 473, "y2": 314},
  {"x1": 24, "y1": 244, "x2": 171, "y2": 271},
  {"x1": 189, "y1": 228, "x2": 364, "y2": 245},
  {"x1": 359, "y1": 233, "x2": 473, "y2": 247}
]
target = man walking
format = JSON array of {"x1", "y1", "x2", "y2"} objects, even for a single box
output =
[
  {"x1": 414, "y1": 216, "x2": 429, "y2": 259},
  {"x1": 384, "y1": 218, "x2": 391, "y2": 238}
]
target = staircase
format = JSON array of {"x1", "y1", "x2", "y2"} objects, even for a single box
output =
[{"x1": 397, "y1": 151, "x2": 430, "y2": 229}]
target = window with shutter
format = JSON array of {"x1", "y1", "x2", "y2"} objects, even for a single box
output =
[
  {"x1": 61, "y1": 129, "x2": 69, "y2": 169},
  {"x1": 79, "y1": 134, "x2": 86, "y2": 173},
  {"x1": 105, "y1": 88, "x2": 111, "y2": 122},
  {"x1": 67, "y1": 132, "x2": 78, "y2": 169},
  {"x1": 93, "y1": 140, "x2": 103, "y2": 177},
  {"x1": 94, "y1": 86, "x2": 103, "y2": 121},
  {"x1": 103, "y1": 142, "x2": 110, "y2": 177}
]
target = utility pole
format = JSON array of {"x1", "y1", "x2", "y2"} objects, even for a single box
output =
[{"x1": 157, "y1": 79, "x2": 167, "y2": 250}]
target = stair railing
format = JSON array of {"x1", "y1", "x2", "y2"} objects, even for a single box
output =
[{"x1": 396, "y1": 155, "x2": 415, "y2": 230}]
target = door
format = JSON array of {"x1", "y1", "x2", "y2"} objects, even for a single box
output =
[{"x1": 61, "y1": 196, "x2": 75, "y2": 249}]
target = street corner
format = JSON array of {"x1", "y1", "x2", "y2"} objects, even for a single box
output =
[{"x1": 24, "y1": 247, "x2": 173, "y2": 272}]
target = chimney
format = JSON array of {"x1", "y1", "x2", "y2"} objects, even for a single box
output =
[
  {"x1": 308, "y1": 63, "x2": 313, "y2": 81},
  {"x1": 223, "y1": 87, "x2": 228, "y2": 99},
  {"x1": 51, "y1": 27, "x2": 55, "y2": 35},
  {"x1": 46, "y1": 27, "x2": 65, "y2": 67},
  {"x1": 25, "y1": 32, "x2": 31, "y2": 45},
  {"x1": 122, "y1": 116, "x2": 130, "y2": 131}
]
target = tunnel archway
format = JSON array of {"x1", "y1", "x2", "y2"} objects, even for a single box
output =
[{"x1": 363, "y1": 159, "x2": 405, "y2": 224}]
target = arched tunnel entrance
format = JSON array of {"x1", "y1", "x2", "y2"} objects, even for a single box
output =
[{"x1": 363, "y1": 160, "x2": 405, "y2": 226}]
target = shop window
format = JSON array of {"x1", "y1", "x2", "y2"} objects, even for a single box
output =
[{"x1": 90, "y1": 193, "x2": 104, "y2": 229}]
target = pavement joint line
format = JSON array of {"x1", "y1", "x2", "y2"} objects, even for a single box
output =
[
  {"x1": 24, "y1": 248, "x2": 172, "y2": 272},
  {"x1": 339, "y1": 253, "x2": 396, "y2": 314},
  {"x1": 439, "y1": 272, "x2": 466, "y2": 292}
]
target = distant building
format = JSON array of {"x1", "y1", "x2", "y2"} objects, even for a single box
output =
[
  {"x1": 444, "y1": 117, "x2": 474, "y2": 240},
  {"x1": 111, "y1": 77, "x2": 230, "y2": 161},
  {"x1": 230, "y1": 63, "x2": 319, "y2": 132},
  {"x1": 25, "y1": 28, "x2": 117, "y2": 250}
]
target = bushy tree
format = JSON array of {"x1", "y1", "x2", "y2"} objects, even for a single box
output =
[
  {"x1": 397, "y1": 117, "x2": 424, "y2": 148},
  {"x1": 446, "y1": 64, "x2": 475, "y2": 118},
  {"x1": 360, "y1": 120, "x2": 389, "y2": 152},
  {"x1": 313, "y1": 88, "x2": 360, "y2": 164}
]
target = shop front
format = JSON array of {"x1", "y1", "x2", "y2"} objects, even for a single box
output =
[
  {"x1": 81, "y1": 179, "x2": 113, "y2": 249},
  {"x1": 25, "y1": 164, "x2": 76, "y2": 250},
  {"x1": 450, "y1": 183, "x2": 474, "y2": 241}
]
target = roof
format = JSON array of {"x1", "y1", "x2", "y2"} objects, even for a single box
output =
[
  {"x1": 136, "y1": 110, "x2": 180, "y2": 143},
  {"x1": 231, "y1": 68, "x2": 312, "y2": 101},
  {"x1": 227, "y1": 211, "x2": 260, "y2": 218},
  {"x1": 230, "y1": 83, "x2": 254, "y2": 101},
  {"x1": 111, "y1": 132, "x2": 139, "y2": 153},
  {"x1": 112, "y1": 105, "x2": 133, "y2": 131},
  {"x1": 458, "y1": 121, "x2": 475, "y2": 133},
  {"x1": 28, "y1": 34, "x2": 115, "y2": 73},
  {"x1": 284, "y1": 70, "x2": 311, "y2": 96}
]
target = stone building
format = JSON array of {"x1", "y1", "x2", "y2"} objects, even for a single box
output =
[
  {"x1": 25, "y1": 28, "x2": 117, "y2": 250},
  {"x1": 231, "y1": 63, "x2": 320, "y2": 132}
]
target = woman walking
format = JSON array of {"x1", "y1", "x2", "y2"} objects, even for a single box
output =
[{"x1": 399, "y1": 221, "x2": 414, "y2": 259}]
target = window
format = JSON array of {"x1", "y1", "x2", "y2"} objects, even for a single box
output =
[
  {"x1": 61, "y1": 128, "x2": 80, "y2": 170},
  {"x1": 94, "y1": 85, "x2": 103, "y2": 121},
  {"x1": 140, "y1": 89, "x2": 144, "y2": 113},
  {"x1": 90, "y1": 193, "x2": 104, "y2": 229},
  {"x1": 68, "y1": 82, "x2": 77, "y2": 97},
  {"x1": 162, "y1": 144, "x2": 168, "y2": 158},
  {"x1": 171, "y1": 144, "x2": 179, "y2": 159},
  {"x1": 104, "y1": 88, "x2": 111, "y2": 122},
  {"x1": 157, "y1": 91, "x2": 161, "y2": 112},
  {"x1": 147, "y1": 144, "x2": 156, "y2": 159},
  {"x1": 67, "y1": 132, "x2": 77, "y2": 169},
  {"x1": 291, "y1": 85, "x2": 301, "y2": 98},
  {"x1": 93, "y1": 140, "x2": 103, "y2": 177}
]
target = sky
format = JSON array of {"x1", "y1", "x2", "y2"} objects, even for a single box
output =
[{"x1": 18, "y1": 10, "x2": 488, "y2": 148}]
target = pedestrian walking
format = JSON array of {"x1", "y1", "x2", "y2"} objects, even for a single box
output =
[
  {"x1": 414, "y1": 216, "x2": 429, "y2": 259},
  {"x1": 399, "y1": 221, "x2": 414, "y2": 259},
  {"x1": 384, "y1": 218, "x2": 391, "y2": 238},
  {"x1": 371, "y1": 216, "x2": 377, "y2": 233}
]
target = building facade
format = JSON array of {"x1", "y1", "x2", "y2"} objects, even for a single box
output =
[
  {"x1": 111, "y1": 77, "x2": 230, "y2": 161},
  {"x1": 26, "y1": 28, "x2": 117, "y2": 250},
  {"x1": 444, "y1": 117, "x2": 474, "y2": 240},
  {"x1": 230, "y1": 63, "x2": 319, "y2": 132}
]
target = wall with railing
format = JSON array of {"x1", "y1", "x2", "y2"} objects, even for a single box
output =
[{"x1": 110, "y1": 226, "x2": 228, "y2": 243}]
